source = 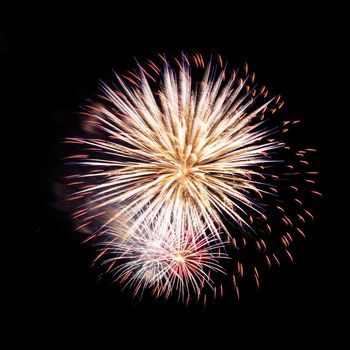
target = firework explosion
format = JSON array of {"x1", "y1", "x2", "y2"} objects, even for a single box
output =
[
  {"x1": 99, "y1": 215, "x2": 226, "y2": 303},
  {"x1": 65, "y1": 53, "x2": 320, "y2": 303}
]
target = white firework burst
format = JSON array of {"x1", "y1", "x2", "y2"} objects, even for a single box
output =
[
  {"x1": 99, "y1": 213, "x2": 227, "y2": 301},
  {"x1": 67, "y1": 54, "x2": 282, "y2": 240}
]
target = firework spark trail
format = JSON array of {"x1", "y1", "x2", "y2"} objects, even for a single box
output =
[{"x1": 65, "y1": 53, "x2": 319, "y2": 302}]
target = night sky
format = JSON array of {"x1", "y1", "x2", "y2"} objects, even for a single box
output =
[{"x1": 2, "y1": 6, "x2": 342, "y2": 345}]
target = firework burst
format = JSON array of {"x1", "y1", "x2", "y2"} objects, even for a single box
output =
[
  {"x1": 65, "y1": 53, "x2": 319, "y2": 303},
  {"x1": 99, "y1": 215, "x2": 226, "y2": 302}
]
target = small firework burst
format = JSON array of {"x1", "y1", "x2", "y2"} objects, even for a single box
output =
[
  {"x1": 99, "y1": 215, "x2": 226, "y2": 302},
  {"x1": 65, "y1": 53, "x2": 319, "y2": 303}
]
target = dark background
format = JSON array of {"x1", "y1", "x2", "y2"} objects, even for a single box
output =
[{"x1": 2, "y1": 6, "x2": 344, "y2": 345}]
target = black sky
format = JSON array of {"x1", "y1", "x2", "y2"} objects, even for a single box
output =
[{"x1": 2, "y1": 6, "x2": 344, "y2": 345}]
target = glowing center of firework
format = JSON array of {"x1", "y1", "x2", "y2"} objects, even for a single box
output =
[
  {"x1": 172, "y1": 252, "x2": 186, "y2": 264},
  {"x1": 180, "y1": 166, "x2": 188, "y2": 175},
  {"x1": 176, "y1": 162, "x2": 192, "y2": 177}
]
